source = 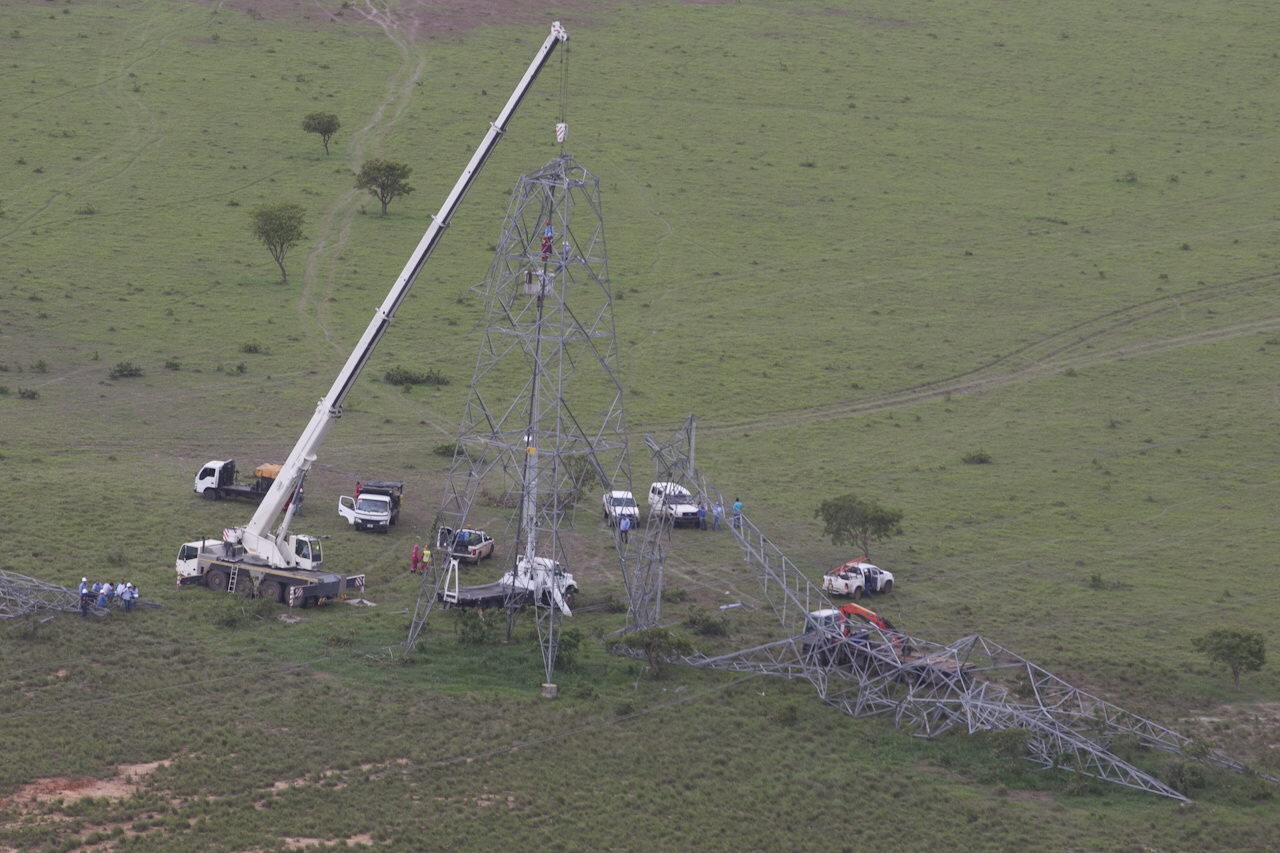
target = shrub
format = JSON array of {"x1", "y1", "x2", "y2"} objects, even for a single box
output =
[
  {"x1": 431, "y1": 443, "x2": 457, "y2": 458},
  {"x1": 17, "y1": 387, "x2": 38, "y2": 399},
  {"x1": 456, "y1": 608, "x2": 496, "y2": 644},
  {"x1": 686, "y1": 605, "x2": 729, "y2": 637},
  {"x1": 661, "y1": 587, "x2": 689, "y2": 604},
  {"x1": 962, "y1": 450, "x2": 992, "y2": 464},
  {"x1": 215, "y1": 604, "x2": 250, "y2": 629},
  {"x1": 324, "y1": 629, "x2": 354, "y2": 649},
  {"x1": 384, "y1": 366, "x2": 449, "y2": 387},
  {"x1": 240, "y1": 342, "x2": 263, "y2": 354},
  {"x1": 983, "y1": 727, "x2": 1033, "y2": 760},
  {"x1": 1161, "y1": 758, "x2": 1205, "y2": 794},
  {"x1": 108, "y1": 361, "x2": 143, "y2": 379},
  {"x1": 164, "y1": 360, "x2": 180, "y2": 371},
  {"x1": 555, "y1": 627, "x2": 583, "y2": 670}
]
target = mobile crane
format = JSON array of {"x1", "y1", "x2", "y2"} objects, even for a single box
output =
[{"x1": 176, "y1": 21, "x2": 570, "y2": 606}]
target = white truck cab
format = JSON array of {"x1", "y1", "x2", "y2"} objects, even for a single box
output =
[
  {"x1": 338, "y1": 493, "x2": 394, "y2": 532},
  {"x1": 505, "y1": 555, "x2": 578, "y2": 613}
]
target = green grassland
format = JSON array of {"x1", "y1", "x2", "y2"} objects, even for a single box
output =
[{"x1": 2, "y1": 0, "x2": 1279, "y2": 849}]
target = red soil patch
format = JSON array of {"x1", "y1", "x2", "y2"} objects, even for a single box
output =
[{"x1": 0, "y1": 761, "x2": 169, "y2": 811}]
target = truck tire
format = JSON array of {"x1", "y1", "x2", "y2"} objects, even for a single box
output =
[
  {"x1": 852, "y1": 586, "x2": 863, "y2": 602},
  {"x1": 881, "y1": 580, "x2": 893, "y2": 595},
  {"x1": 206, "y1": 569, "x2": 227, "y2": 591},
  {"x1": 201, "y1": 488, "x2": 217, "y2": 501},
  {"x1": 259, "y1": 581, "x2": 282, "y2": 603}
]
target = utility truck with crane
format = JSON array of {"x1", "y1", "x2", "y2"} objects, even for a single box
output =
[{"x1": 176, "y1": 21, "x2": 570, "y2": 605}]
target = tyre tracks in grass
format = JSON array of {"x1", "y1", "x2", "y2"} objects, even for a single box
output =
[
  {"x1": 297, "y1": 0, "x2": 426, "y2": 352},
  {"x1": 294, "y1": 2, "x2": 463, "y2": 437},
  {"x1": 0, "y1": 4, "x2": 199, "y2": 243},
  {"x1": 695, "y1": 271, "x2": 1280, "y2": 437}
]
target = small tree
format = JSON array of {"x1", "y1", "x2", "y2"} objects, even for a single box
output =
[
  {"x1": 355, "y1": 159, "x2": 414, "y2": 215},
  {"x1": 301, "y1": 112, "x2": 341, "y2": 155},
  {"x1": 1193, "y1": 628, "x2": 1265, "y2": 688},
  {"x1": 622, "y1": 627, "x2": 693, "y2": 678},
  {"x1": 815, "y1": 493, "x2": 904, "y2": 558},
  {"x1": 249, "y1": 203, "x2": 306, "y2": 283}
]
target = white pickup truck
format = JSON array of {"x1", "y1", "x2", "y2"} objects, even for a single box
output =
[
  {"x1": 821, "y1": 558, "x2": 895, "y2": 600},
  {"x1": 647, "y1": 481, "x2": 701, "y2": 527},
  {"x1": 602, "y1": 490, "x2": 640, "y2": 526}
]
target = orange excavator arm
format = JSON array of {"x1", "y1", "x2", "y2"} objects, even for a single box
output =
[{"x1": 838, "y1": 601, "x2": 891, "y2": 632}]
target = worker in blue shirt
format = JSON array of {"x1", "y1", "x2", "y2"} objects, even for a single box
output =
[{"x1": 731, "y1": 498, "x2": 743, "y2": 529}]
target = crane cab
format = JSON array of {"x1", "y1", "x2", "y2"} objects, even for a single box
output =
[{"x1": 289, "y1": 535, "x2": 323, "y2": 571}]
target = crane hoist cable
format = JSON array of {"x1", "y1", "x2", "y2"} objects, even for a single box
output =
[{"x1": 556, "y1": 41, "x2": 569, "y2": 152}]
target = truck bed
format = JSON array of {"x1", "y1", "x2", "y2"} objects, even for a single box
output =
[{"x1": 439, "y1": 582, "x2": 534, "y2": 610}]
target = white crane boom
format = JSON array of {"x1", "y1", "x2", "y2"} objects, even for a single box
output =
[{"x1": 234, "y1": 22, "x2": 569, "y2": 568}]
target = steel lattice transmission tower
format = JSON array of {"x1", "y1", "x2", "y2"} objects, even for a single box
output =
[{"x1": 405, "y1": 154, "x2": 632, "y2": 692}]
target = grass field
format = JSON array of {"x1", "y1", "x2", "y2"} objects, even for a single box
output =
[{"x1": 2, "y1": 0, "x2": 1279, "y2": 849}]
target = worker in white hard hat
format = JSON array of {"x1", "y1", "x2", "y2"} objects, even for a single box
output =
[{"x1": 79, "y1": 577, "x2": 90, "y2": 596}]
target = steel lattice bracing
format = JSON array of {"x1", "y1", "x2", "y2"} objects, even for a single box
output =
[
  {"x1": 620, "y1": 419, "x2": 696, "y2": 631},
  {"x1": 0, "y1": 571, "x2": 103, "y2": 620},
  {"x1": 0, "y1": 571, "x2": 158, "y2": 620},
  {"x1": 619, "y1": 420, "x2": 1274, "y2": 801},
  {"x1": 405, "y1": 155, "x2": 631, "y2": 690}
]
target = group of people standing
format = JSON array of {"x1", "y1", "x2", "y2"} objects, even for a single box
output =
[
  {"x1": 78, "y1": 577, "x2": 139, "y2": 617},
  {"x1": 616, "y1": 496, "x2": 744, "y2": 542},
  {"x1": 698, "y1": 498, "x2": 743, "y2": 530}
]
